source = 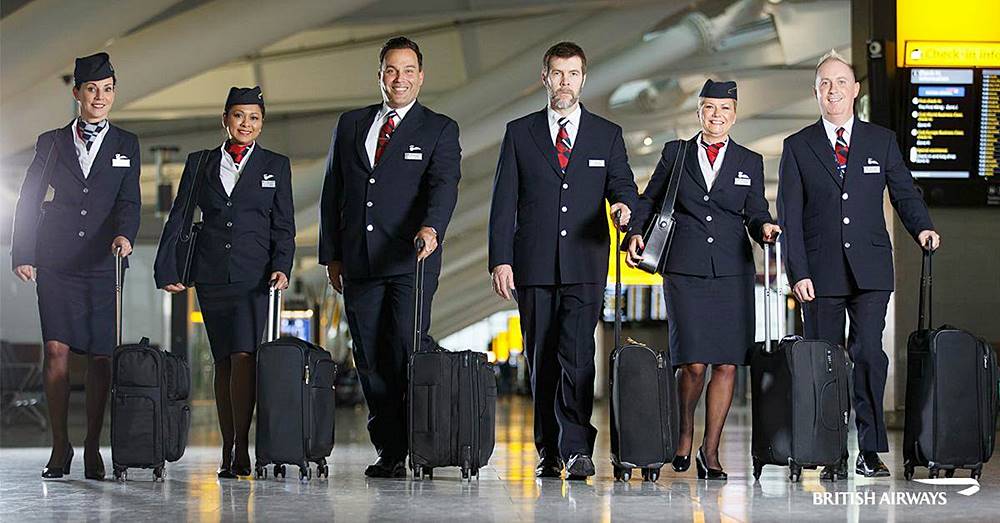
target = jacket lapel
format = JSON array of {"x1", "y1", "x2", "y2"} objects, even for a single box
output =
[
  {"x1": 684, "y1": 135, "x2": 709, "y2": 193},
  {"x1": 844, "y1": 120, "x2": 867, "y2": 186},
  {"x1": 88, "y1": 125, "x2": 120, "y2": 179},
  {"x1": 355, "y1": 105, "x2": 378, "y2": 173},
  {"x1": 563, "y1": 108, "x2": 593, "y2": 175},
  {"x1": 231, "y1": 144, "x2": 264, "y2": 198},
  {"x1": 55, "y1": 123, "x2": 86, "y2": 183},
  {"x1": 204, "y1": 148, "x2": 229, "y2": 199},
  {"x1": 804, "y1": 119, "x2": 843, "y2": 188},
  {"x1": 374, "y1": 102, "x2": 425, "y2": 174},
  {"x1": 710, "y1": 140, "x2": 743, "y2": 194},
  {"x1": 528, "y1": 110, "x2": 564, "y2": 177}
]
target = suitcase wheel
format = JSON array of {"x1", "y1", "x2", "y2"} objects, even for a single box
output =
[
  {"x1": 316, "y1": 464, "x2": 329, "y2": 479},
  {"x1": 972, "y1": 466, "x2": 983, "y2": 480},
  {"x1": 752, "y1": 457, "x2": 763, "y2": 481},
  {"x1": 299, "y1": 465, "x2": 312, "y2": 482},
  {"x1": 945, "y1": 469, "x2": 955, "y2": 478},
  {"x1": 903, "y1": 464, "x2": 915, "y2": 481},
  {"x1": 114, "y1": 466, "x2": 127, "y2": 483},
  {"x1": 613, "y1": 466, "x2": 631, "y2": 482},
  {"x1": 461, "y1": 467, "x2": 470, "y2": 481},
  {"x1": 254, "y1": 464, "x2": 267, "y2": 480},
  {"x1": 412, "y1": 465, "x2": 423, "y2": 480},
  {"x1": 788, "y1": 463, "x2": 802, "y2": 483},
  {"x1": 641, "y1": 467, "x2": 660, "y2": 483},
  {"x1": 424, "y1": 467, "x2": 433, "y2": 479},
  {"x1": 928, "y1": 467, "x2": 940, "y2": 479},
  {"x1": 153, "y1": 466, "x2": 165, "y2": 482},
  {"x1": 274, "y1": 464, "x2": 286, "y2": 479}
]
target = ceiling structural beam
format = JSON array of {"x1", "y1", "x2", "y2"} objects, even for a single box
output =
[
  {"x1": 0, "y1": 0, "x2": 177, "y2": 102},
  {"x1": 1, "y1": 0, "x2": 377, "y2": 158}
]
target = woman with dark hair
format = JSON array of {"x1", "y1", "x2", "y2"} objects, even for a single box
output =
[
  {"x1": 627, "y1": 80, "x2": 780, "y2": 480},
  {"x1": 154, "y1": 86, "x2": 295, "y2": 478},
  {"x1": 11, "y1": 52, "x2": 141, "y2": 480}
]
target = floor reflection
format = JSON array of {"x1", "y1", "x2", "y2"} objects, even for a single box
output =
[{"x1": 2, "y1": 396, "x2": 999, "y2": 521}]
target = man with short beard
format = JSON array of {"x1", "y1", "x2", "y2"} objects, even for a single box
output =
[
  {"x1": 778, "y1": 50, "x2": 940, "y2": 479},
  {"x1": 488, "y1": 41, "x2": 638, "y2": 480}
]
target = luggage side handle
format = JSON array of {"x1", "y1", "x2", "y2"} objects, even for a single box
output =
[{"x1": 266, "y1": 286, "x2": 283, "y2": 343}]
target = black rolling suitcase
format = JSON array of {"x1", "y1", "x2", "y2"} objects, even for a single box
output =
[
  {"x1": 609, "y1": 216, "x2": 679, "y2": 483},
  {"x1": 254, "y1": 287, "x2": 337, "y2": 481},
  {"x1": 111, "y1": 250, "x2": 191, "y2": 482},
  {"x1": 750, "y1": 239, "x2": 851, "y2": 482},
  {"x1": 903, "y1": 247, "x2": 999, "y2": 480},
  {"x1": 409, "y1": 241, "x2": 498, "y2": 481}
]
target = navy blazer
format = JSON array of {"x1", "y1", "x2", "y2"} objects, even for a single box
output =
[
  {"x1": 11, "y1": 122, "x2": 141, "y2": 272},
  {"x1": 153, "y1": 145, "x2": 295, "y2": 287},
  {"x1": 777, "y1": 119, "x2": 933, "y2": 295},
  {"x1": 633, "y1": 137, "x2": 773, "y2": 277},
  {"x1": 318, "y1": 101, "x2": 461, "y2": 279},
  {"x1": 488, "y1": 106, "x2": 638, "y2": 286}
]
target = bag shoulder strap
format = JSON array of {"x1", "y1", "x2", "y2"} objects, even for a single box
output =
[
  {"x1": 654, "y1": 139, "x2": 690, "y2": 222},
  {"x1": 179, "y1": 151, "x2": 209, "y2": 242}
]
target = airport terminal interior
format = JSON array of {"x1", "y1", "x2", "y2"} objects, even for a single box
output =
[{"x1": 1, "y1": 0, "x2": 998, "y2": 521}]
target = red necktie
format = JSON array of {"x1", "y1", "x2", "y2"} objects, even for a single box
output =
[
  {"x1": 555, "y1": 117, "x2": 572, "y2": 172},
  {"x1": 701, "y1": 141, "x2": 724, "y2": 167},
  {"x1": 374, "y1": 110, "x2": 397, "y2": 166},
  {"x1": 834, "y1": 127, "x2": 849, "y2": 178},
  {"x1": 226, "y1": 141, "x2": 250, "y2": 165}
]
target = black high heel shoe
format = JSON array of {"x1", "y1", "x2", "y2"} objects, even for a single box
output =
[
  {"x1": 42, "y1": 445, "x2": 74, "y2": 479},
  {"x1": 218, "y1": 448, "x2": 237, "y2": 479},
  {"x1": 672, "y1": 454, "x2": 691, "y2": 472},
  {"x1": 695, "y1": 448, "x2": 727, "y2": 480},
  {"x1": 231, "y1": 448, "x2": 252, "y2": 477},
  {"x1": 84, "y1": 447, "x2": 106, "y2": 480}
]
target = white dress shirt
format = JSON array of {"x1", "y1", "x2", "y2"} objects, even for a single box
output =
[
  {"x1": 822, "y1": 116, "x2": 855, "y2": 150},
  {"x1": 72, "y1": 118, "x2": 110, "y2": 179},
  {"x1": 547, "y1": 104, "x2": 581, "y2": 148},
  {"x1": 219, "y1": 141, "x2": 256, "y2": 196},
  {"x1": 696, "y1": 133, "x2": 730, "y2": 190},
  {"x1": 365, "y1": 100, "x2": 416, "y2": 169}
]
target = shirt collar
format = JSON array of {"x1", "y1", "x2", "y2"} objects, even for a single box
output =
[
  {"x1": 822, "y1": 115, "x2": 855, "y2": 141},
  {"x1": 380, "y1": 99, "x2": 416, "y2": 123},
  {"x1": 547, "y1": 103, "x2": 582, "y2": 129},
  {"x1": 698, "y1": 132, "x2": 729, "y2": 149},
  {"x1": 219, "y1": 140, "x2": 256, "y2": 165}
]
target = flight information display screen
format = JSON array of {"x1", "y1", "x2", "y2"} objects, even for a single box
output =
[{"x1": 980, "y1": 69, "x2": 1000, "y2": 178}]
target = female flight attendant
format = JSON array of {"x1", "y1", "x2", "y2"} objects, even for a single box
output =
[
  {"x1": 154, "y1": 87, "x2": 295, "y2": 478},
  {"x1": 11, "y1": 52, "x2": 141, "y2": 480},
  {"x1": 627, "y1": 80, "x2": 780, "y2": 480}
]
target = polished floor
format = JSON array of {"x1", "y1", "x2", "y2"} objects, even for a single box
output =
[{"x1": 2, "y1": 396, "x2": 1000, "y2": 522}]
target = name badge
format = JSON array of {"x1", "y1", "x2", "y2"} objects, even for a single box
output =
[
  {"x1": 588, "y1": 159, "x2": 605, "y2": 167},
  {"x1": 111, "y1": 154, "x2": 130, "y2": 168},
  {"x1": 261, "y1": 180, "x2": 276, "y2": 188},
  {"x1": 734, "y1": 171, "x2": 751, "y2": 186},
  {"x1": 863, "y1": 166, "x2": 881, "y2": 174},
  {"x1": 404, "y1": 152, "x2": 423, "y2": 161}
]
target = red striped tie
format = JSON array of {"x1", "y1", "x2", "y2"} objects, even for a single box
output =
[
  {"x1": 701, "y1": 141, "x2": 724, "y2": 167},
  {"x1": 555, "y1": 117, "x2": 572, "y2": 172},
  {"x1": 834, "y1": 127, "x2": 849, "y2": 179},
  {"x1": 374, "y1": 110, "x2": 397, "y2": 166},
  {"x1": 226, "y1": 141, "x2": 250, "y2": 164}
]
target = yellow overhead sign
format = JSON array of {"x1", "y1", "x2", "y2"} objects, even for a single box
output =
[
  {"x1": 897, "y1": 0, "x2": 1000, "y2": 67},
  {"x1": 904, "y1": 41, "x2": 1000, "y2": 68}
]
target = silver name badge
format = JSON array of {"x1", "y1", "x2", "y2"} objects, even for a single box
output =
[
  {"x1": 112, "y1": 154, "x2": 130, "y2": 167},
  {"x1": 404, "y1": 152, "x2": 423, "y2": 161}
]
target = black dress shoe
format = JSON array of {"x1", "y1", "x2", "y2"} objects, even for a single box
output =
[
  {"x1": 820, "y1": 453, "x2": 849, "y2": 481},
  {"x1": 856, "y1": 451, "x2": 890, "y2": 478},
  {"x1": 566, "y1": 454, "x2": 595, "y2": 480},
  {"x1": 42, "y1": 446, "x2": 74, "y2": 479},
  {"x1": 695, "y1": 448, "x2": 727, "y2": 480},
  {"x1": 672, "y1": 453, "x2": 691, "y2": 473},
  {"x1": 84, "y1": 448, "x2": 106, "y2": 481},
  {"x1": 535, "y1": 457, "x2": 564, "y2": 478},
  {"x1": 364, "y1": 456, "x2": 406, "y2": 478},
  {"x1": 231, "y1": 450, "x2": 252, "y2": 477}
]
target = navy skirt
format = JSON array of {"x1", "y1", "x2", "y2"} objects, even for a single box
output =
[
  {"x1": 36, "y1": 267, "x2": 117, "y2": 356},
  {"x1": 196, "y1": 278, "x2": 269, "y2": 362},
  {"x1": 664, "y1": 272, "x2": 755, "y2": 367}
]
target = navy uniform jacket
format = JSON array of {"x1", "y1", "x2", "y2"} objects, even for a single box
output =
[
  {"x1": 153, "y1": 146, "x2": 295, "y2": 287},
  {"x1": 488, "y1": 106, "x2": 638, "y2": 286},
  {"x1": 632, "y1": 138, "x2": 772, "y2": 277},
  {"x1": 777, "y1": 119, "x2": 933, "y2": 295},
  {"x1": 11, "y1": 122, "x2": 141, "y2": 272},
  {"x1": 318, "y1": 101, "x2": 461, "y2": 278}
]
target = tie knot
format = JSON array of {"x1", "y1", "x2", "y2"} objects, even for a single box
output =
[
  {"x1": 836, "y1": 127, "x2": 845, "y2": 138},
  {"x1": 558, "y1": 117, "x2": 568, "y2": 128},
  {"x1": 386, "y1": 110, "x2": 398, "y2": 123},
  {"x1": 701, "y1": 141, "x2": 724, "y2": 151}
]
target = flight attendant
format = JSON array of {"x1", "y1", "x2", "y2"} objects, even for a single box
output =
[
  {"x1": 627, "y1": 80, "x2": 780, "y2": 480},
  {"x1": 11, "y1": 52, "x2": 141, "y2": 480},
  {"x1": 154, "y1": 86, "x2": 295, "y2": 478}
]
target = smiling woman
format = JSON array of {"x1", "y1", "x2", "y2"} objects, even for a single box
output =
[
  {"x1": 153, "y1": 85, "x2": 296, "y2": 479},
  {"x1": 9, "y1": 51, "x2": 141, "y2": 482}
]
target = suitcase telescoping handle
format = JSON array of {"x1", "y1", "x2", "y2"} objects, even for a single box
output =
[
  {"x1": 115, "y1": 246, "x2": 124, "y2": 347},
  {"x1": 613, "y1": 210, "x2": 624, "y2": 349},
  {"x1": 266, "y1": 285, "x2": 283, "y2": 343},
  {"x1": 762, "y1": 234, "x2": 785, "y2": 353},
  {"x1": 413, "y1": 238, "x2": 426, "y2": 353},
  {"x1": 917, "y1": 242, "x2": 934, "y2": 331}
]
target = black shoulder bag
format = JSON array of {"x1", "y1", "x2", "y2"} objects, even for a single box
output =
[
  {"x1": 176, "y1": 151, "x2": 208, "y2": 286},
  {"x1": 636, "y1": 139, "x2": 690, "y2": 274}
]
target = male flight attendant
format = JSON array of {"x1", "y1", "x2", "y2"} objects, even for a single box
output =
[
  {"x1": 319, "y1": 37, "x2": 461, "y2": 478},
  {"x1": 778, "y1": 50, "x2": 940, "y2": 479},
  {"x1": 488, "y1": 42, "x2": 638, "y2": 480}
]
